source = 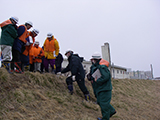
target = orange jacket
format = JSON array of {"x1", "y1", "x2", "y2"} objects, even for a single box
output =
[
  {"x1": 0, "y1": 19, "x2": 12, "y2": 27},
  {"x1": 43, "y1": 37, "x2": 59, "y2": 59},
  {"x1": 32, "y1": 46, "x2": 44, "y2": 63},
  {"x1": 22, "y1": 31, "x2": 35, "y2": 56},
  {"x1": 99, "y1": 59, "x2": 109, "y2": 67},
  {"x1": 18, "y1": 25, "x2": 28, "y2": 43}
]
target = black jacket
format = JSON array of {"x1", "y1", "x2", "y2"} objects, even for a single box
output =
[
  {"x1": 55, "y1": 53, "x2": 63, "y2": 67},
  {"x1": 61, "y1": 54, "x2": 85, "y2": 79}
]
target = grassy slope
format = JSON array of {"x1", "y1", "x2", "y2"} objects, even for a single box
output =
[{"x1": 0, "y1": 67, "x2": 160, "y2": 120}]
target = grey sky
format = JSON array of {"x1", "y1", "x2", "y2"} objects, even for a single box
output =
[{"x1": 0, "y1": 0, "x2": 160, "y2": 77}]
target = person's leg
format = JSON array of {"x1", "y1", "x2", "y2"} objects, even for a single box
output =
[
  {"x1": 43, "y1": 58, "x2": 49, "y2": 72},
  {"x1": 76, "y1": 75, "x2": 89, "y2": 95},
  {"x1": 34, "y1": 62, "x2": 37, "y2": 72},
  {"x1": 49, "y1": 59, "x2": 55, "y2": 73},
  {"x1": 37, "y1": 62, "x2": 41, "y2": 72},
  {"x1": 1, "y1": 45, "x2": 12, "y2": 61},
  {"x1": 76, "y1": 75, "x2": 90, "y2": 101},
  {"x1": 66, "y1": 76, "x2": 73, "y2": 94},
  {"x1": 97, "y1": 91, "x2": 115, "y2": 120}
]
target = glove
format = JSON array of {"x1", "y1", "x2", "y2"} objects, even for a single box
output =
[
  {"x1": 56, "y1": 72, "x2": 61, "y2": 75},
  {"x1": 29, "y1": 36, "x2": 33, "y2": 44},
  {"x1": 53, "y1": 51, "x2": 57, "y2": 57},
  {"x1": 72, "y1": 75, "x2": 76, "y2": 81},
  {"x1": 25, "y1": 41, "x2": 30, "y2": 46},
  {"x1": 87, "y1": 73, "x2": 92, "y2": 81}
]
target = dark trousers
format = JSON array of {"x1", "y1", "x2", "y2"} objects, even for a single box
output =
[
  {"x1": 97, "y1": 91, "x2": 115, "y2": 120},
  {"x1": 29, "y1": 63, "x2": 34, "y2": 72},
  {"x1": 11, "y1": 49, "x2": 21, "y2": 70},
  {"x1": 66, "y1": 75, "x2": 89, "y2": 95}
]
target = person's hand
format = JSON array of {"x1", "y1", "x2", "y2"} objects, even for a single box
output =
[
  {"x1": 72, "y1": 75, "x2": 76, "y2": 81},
  {"x1": 25, "y1": 41, "x2": 30, "y2": 46},
  {"x1": 87, "y1": 73, "x2": 91, "y2": 81},
  {"x1": 56, "y1": 72, "x2": 61, "y2": 75}
]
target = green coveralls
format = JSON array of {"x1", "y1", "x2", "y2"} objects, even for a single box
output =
[{"x1": 90, "y1": 59, "x2": 115, "y2": 120}]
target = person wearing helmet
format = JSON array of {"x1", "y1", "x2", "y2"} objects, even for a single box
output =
[
  {"x1": 21, "y1": 29, "x2": 39, "y2": 72},
  {"x1": 87, "y1": 52, "x2": 116, "y2": 120},
  {"x1": 31, "y1": 41, "x2": 44, "y2": 72},
  {"x1": 61, "y1": 49, "x2": 90, "y2": 101},
  {"x1": 43, "y1": 33, "x2": 59, "y2": 73},
  {"x1": 0, "y1": 16, "x2": 18, "y2": 71},
  {"x1": 11, "y1": 21, "x2": 33, "y2": 73}
]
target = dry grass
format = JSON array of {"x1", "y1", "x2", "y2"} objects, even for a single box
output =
[{"x1": 0, "y1": 67, "x2": 160, "y2": 120}]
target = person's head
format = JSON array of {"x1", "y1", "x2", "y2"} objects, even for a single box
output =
[
  {"x1": 32, "y1": 29, "x2": 39, "y2": 37},
  {"x1": 25, "y1": 21, "x2": 33, "y2": 30},
  {"x1": 65, "y1": 49, "x2": 73, "y2": 58},
  {"x1": 47, "y1": 33, "x2": 53, "y2": 40},
  {"x1": 90, "y1": 52, "x2": 101, "y2": 64},
  {"x1": 10, "y1": 16, "x2": 19, "y2": 25},
  {"x1": 34, "y1": 41, "x2": 39, "y2": 48}
]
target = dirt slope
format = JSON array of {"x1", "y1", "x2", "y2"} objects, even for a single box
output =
[{"x1": 0, "y1": 67, "x2": 160, "y2": 120}]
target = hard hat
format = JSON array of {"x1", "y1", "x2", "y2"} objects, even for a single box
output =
[
  {"x1": 47, "y1": 33, "x2": 53, "y2": 38},
  {"x1": 65, "y1": 49, "x2": 73, "y2": 55},
  {"x1": 91, "y1": 52, "x2": 101, "y2": 59},
  {"x1": 10, "y1": 16, "x2": 19, "y2": 23},
  {"x1": 34, "y1": 41, "x2": 39, "y2": 45},
  {"x1": 25, "y1": 21, "x2": 33, "y2": 27},
  {"x1": 32, "y1": 29, "x2": 39, "y2": 35}
]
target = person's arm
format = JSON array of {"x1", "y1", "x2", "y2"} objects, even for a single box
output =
[{"x1": 96, "y1": 65, "x2": 111, "y2": 85}]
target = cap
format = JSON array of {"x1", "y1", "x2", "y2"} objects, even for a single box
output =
[{"x1": 91, "y1": 52, "x2": 101, "y2": 60}]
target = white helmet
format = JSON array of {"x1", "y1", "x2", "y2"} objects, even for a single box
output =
[
  {"x1": 10, "y1": 16, "x2": 19, "y2": 24},
  {"x1": 91, "y1": 52, "x2": 101, "y2": 59},
  {"x1": 47, "y1": 33, "x2": 53, "y2": 38},
  {"x1": 32, "y1": 29, "x2": 39, "y2": 35},
  {"x1": 65, "y1": 49, "x2": 73, "y2": 55},
  {"x1": 25, "y1": 21, "x2": 33, "y2": 27},
  {"x1": 34, "y1": 41, "x2": 39, "y2": 45}
]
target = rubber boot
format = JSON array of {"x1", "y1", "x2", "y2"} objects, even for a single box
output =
[
  {"x1": 68, "y1": 85, "x2": 73, "y2": 95},
  {"x1": 84, "y1": 94, "x2": 90, "y2": 101}
]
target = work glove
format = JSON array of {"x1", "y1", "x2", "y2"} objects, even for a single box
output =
[
  {"x1": 72, "y1": 75, "x2": 76, "y2": 81},
  {"x1": 25, "y1": 41, "x2": 30, "y2": 46},
  {"x1": 53, "y1": 51, "x2": 57, "y2": 57},
  {"x1": 56, "y1": 72, "x2": 61, "y2": 75},
  {"x1": 87, "y1": 73, "x2": 92, "y2": 81}
]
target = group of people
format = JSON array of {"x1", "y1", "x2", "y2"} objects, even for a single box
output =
[
  {"x1": 0, "y1": 16, "x2": 63, "y2": 74},
  {"x1": 0, "y1": 16, "x2": 116, "y2": 120}
]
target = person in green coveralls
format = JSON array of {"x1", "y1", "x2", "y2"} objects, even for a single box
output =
[{"x1": 87, "y1": 52, "x2": 116, "y2": 120}]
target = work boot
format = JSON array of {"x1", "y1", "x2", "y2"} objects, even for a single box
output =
[
  {"x1": 84, "y1": 94, "x2": 90, "y2": 101},
  {"x1": 14, "y1": 62, "x2": 23, "y2": 74},
  {"x1": 68, "y1": 85, "x2": 73, "y2": 95},
  {"x1": 110, "y1": 110, "x2": 116, "y2": 117},
  {"x1": 97, "y1": 118, "x2": 102, "y2": 120}
]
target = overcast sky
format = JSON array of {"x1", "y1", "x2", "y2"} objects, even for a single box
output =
[{"x1": 0, "y1": 0, "x2": 160, "y2": 77}]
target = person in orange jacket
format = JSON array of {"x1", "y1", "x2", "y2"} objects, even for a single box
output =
[
  {"x1": 11, "y1": 21, "x2": 33, "y2": 73},
  {"x1": 32, "y1": 41, "x2": 44, "y2": 72},
  {"x1": 43, "y1": 33, "x2": 59, "y2": 73},
  {"x1": 21, "y1": 29, "x2": 39, "y2": 72}
]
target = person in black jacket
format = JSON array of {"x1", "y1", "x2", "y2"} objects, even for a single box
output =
[
  {"x1": 61, "y1": 50, "x2": 90, "y2": 101},
  {"x1": 55, "y1": 52, "x2": 63, "y2": 74}
]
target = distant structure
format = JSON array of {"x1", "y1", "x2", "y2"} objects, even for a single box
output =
[{"x1": 62, "y1": 42, "x2": 154, "y2": 80}]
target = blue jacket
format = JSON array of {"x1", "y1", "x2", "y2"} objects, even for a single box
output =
[{"x1": 12, "y1": 26, "x2": 26, "y2": 52}]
